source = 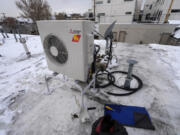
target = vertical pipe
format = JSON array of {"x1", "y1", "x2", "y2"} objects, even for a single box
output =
[
  {"x1": 20, "y1": 38, "x2": 31, "y2": 58},
  {"x1": 13, "y1": 29, "x2": 18, "y2": 42},
  {"x1": 1, "y1": 30, "x2": 5, "y2": 38},
  {"x1": 94, "y1": 0, "x2": 96, "y2": 21},
  {"x1": 164, "y1": 0, "x2": 174, "y2": 23},
  {"x1": 124, "y1": 64, "x2": 134, "y2": 89},
  {"x1": 140, "y1": 0, "x2": 147, "y2": 11}
]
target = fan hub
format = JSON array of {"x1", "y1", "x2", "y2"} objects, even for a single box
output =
[{"x1": 50, "y1": 46, "x2": 58, "y2": 57}]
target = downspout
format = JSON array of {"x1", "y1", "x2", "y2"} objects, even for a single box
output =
[
  {"x1": 140, "y1": 0, "x2": 147, "y2": 11},
  {"x1": 164, "y1": 0, "x2": 174, "y2": 23},
  {"x1": 139, "y1": 0, "x2": 147, "y2": 22},
  {"x1": 94, "y1": 0, "x2": 96, "y2": 21}
]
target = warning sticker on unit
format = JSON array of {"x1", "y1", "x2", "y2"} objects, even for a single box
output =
[{"x1": 72, "y1": 35, "x2": 81, "y2": 42}]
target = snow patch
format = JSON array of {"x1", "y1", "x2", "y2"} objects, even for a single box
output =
[
  {"x1": 16, "y1": 17, "x2": 33, "y2": 24},
  {"x1": 1, "y1": 34, "x2": 180, "y2": 135},
  {"x1": 168, "y1": 20, "x2": 180, "y2": 24},
  {"x1": 174, "y1": 29, "x2": 180, "y2": 39},
  {"x1": 0, "y1": 130, "x2": 7, "y2": 135},
  {"x1": 149, "y1": 44, "x2": 180, "y2": 90}
]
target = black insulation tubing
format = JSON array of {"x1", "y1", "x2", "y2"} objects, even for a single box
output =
[
  {"x1": 95, "y1": 70, "x2": 115, "y2": 88},
  {"x1": 111, "y1": 71, "x2": 143, "y2": 91},
  {"x1": 107, "y1": 71, "x2": 143, "y2": 96},
  {"x1": 95, "y1": 70, "x2": 143, "y2": 96},
  {"x1": 95, "y1": 44, "x2": 100, "y2": 54},
  {"x1": 93, "y1": 44, "x2": 143, "y2": 96}
]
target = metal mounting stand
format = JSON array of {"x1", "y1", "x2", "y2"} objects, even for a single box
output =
[
  {"x1": 80, "y1": 74, "x2": 96, "y2": 123},
  {"x1": 124, "y1": 59, "x2": 138, "y2": 89},
  {"x1": 44, "y1": 73, "x2": 97, "y2": 123},
  {"x1": 19, "y1": 37, "x2": 31, "y2": 58}
]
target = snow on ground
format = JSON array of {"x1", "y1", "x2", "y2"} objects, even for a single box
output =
[
  {"x1": 0, "y1": 34, "x2": 180, "y2": 135},
  {"x1": 168, "y1": 20, "x2": 180, "y2": 24},
  {"x1": 174, "y1": 28, "x2": 180, "y2": 39},
  {"x1": 149, "y1": 44, "x2": 180, "y2": 91},
  {"x1": 0, "y1": 34, "x2": 45, "y2": 99},
  {"x1": 0, "y1": 34, "x2": 103, "y2": 135},
  {"x1": 0, "y1": 34, "x2": 48, "y2": 134}
]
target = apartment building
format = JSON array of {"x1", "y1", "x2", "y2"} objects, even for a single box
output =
[
  {"x1": 141, "y1": 0, "x2": 180, "y2": 23},
  {"x1": 169, "y1": 0, "x2": 180, "y2": 20},
  {"x1": 92, "y1": 0, "x2": 137, "y2": 23}
]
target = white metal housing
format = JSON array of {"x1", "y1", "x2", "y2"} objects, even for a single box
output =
[{"x1": 37, "y1": 20, "x2": 94, "y2": 82}]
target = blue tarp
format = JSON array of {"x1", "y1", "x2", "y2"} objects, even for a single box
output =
[{"x1": 104, "y1": 104, "x2": 155, "y2": 130}]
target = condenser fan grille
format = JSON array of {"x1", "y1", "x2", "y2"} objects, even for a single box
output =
[{"x1": 44, "y1": 35, "x2": 68, "y2": 64}]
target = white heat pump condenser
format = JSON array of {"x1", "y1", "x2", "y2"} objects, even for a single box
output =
[{"x1": 37, "y1": 20, "x2": 94, "y2": 82}]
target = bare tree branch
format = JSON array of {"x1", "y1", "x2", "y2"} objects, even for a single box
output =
[{"x1": 16, "y1": 0, "x2": 51, "y2": 22}]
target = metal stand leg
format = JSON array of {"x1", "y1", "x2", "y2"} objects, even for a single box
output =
[
  {"x1": 124, "y1": 59, "x2": 138, "y2": 89},
  {"x1": 13, "y1": 29, "x2": 18, "y2": 42},
  {"x1": 20, "y1": 38, "x2": 31, "y2": 58},
  {"x1": 80, "y1": 74, "x2": 96, "y2": 123},
  {"x1": 5, "y1": 32, "x2": 9, "y2": 38},
  {"x1": 45, "y1": 75, "x2": 51, "y2": 95},
  {"x1": 1, "y1": 30, "x2": 6, "y2": 38}
]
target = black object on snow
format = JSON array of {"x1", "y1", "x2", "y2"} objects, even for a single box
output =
[
  {"x1": 91, "y1": 115, "x2": 128, "y2": 135},
  {"x1": 133, "y1": 112, "x2": 155, "y2": 130},
  {"x1": 104, "y1": 104, "x2": 155, "y2": 130}
]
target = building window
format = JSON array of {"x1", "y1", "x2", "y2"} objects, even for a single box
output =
[
  {"x1": 145, "y1": 13, "x2": 151, "y2": 20},
  {"x1": 125, "y1": 12, "x2": 132, "y2": 15},
  {"x1": 96, "y1": 1, "x2": 103, "y2": 4},
  {"x1": 157, "y1": 11, "x2": 162, "y2": 21},
  {"x1": 124, "y1": 0, "x2": 133, "y2": 1},
  {"x1": 149, "y1": 4, "x2": 152, "y2": 10},
  {"x1": 107, "y1": 0, "x2": 111, "y2": 3},
  {"x1": 171, "y1": 9, "x2": 180, "y2": 13},
  {"x1": 97, "y1": 13, "x2": 105, "y2": 17},
  {"x1": 155, "y1": 10, "x2": 159, "y2": 21}
]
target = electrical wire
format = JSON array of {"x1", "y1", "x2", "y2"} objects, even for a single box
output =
[
  {"x1": 93, "y1": 38, "x2": 143, "y2": 97},
  {"x1": 92, "y1": 24, "x2": 143, "y2": 96},
  {"x1": 107, "y1": 71, "x2": 143, "y2": 96},
  {"x1": 95, "y1": 70, "x2": 143, "y2": 96},
  {"x1": 95, "y1": 44, "x2": 100, "y2": 54}
]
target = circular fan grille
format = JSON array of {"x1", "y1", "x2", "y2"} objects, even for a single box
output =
[{"x1": 44, "y1": 35, "x2": 68, "y2": 64}]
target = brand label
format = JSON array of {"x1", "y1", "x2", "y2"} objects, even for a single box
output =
[
  {"x1": 69, "y1": 29, "x2": 81, "y2": 34},
  {"x1": 72, "y1": 35, "x2": 81, "y2": 42}
]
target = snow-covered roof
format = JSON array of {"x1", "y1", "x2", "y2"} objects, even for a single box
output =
[
  {"x1": 171, "y1": 25, "x2": 180, "y2": 39},
  {"x1": 168, "y1": 20, "x2": 180, "y2": 25},
  {"x1": 174, "y1": 29, "x2": 180, "y2": 39},
  {"x1": 1, "y1": 34, "x2": 180, "y2": 134},
  {"x1": 16, "y1": 17, "x2": 33, "y2": 23},
  {"x1": 66, "y1": 14, "x2": 71, "y2": 17},
  {"x1": 51, "y1": 16, "x2": 56, "y2": 20}
]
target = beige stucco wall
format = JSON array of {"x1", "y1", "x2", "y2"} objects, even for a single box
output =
[{"x1": 99, "y1": 23, "x2": 178, "y2": 44}]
